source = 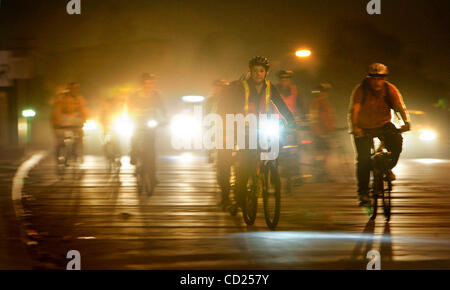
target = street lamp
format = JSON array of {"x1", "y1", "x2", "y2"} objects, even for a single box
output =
[
  {"x1": 295, "y1": 49, "x2": 311, "y2": 58},
  {"x1": 22, "y1": 109, "x2": 36, "y2": 118}
]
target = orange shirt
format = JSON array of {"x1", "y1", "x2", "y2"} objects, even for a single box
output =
[
  {"x1": 350, "y1": 80, "x2": 406, "y2": 129},
  {"x1": 51, "y1": 95, "x2": 87, "y2": 127},
  {"x1": 310, "y1": 95, "x2": 335, "y2": 135}
]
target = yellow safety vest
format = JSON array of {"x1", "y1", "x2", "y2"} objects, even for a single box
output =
[{"x1": 242, "y1": 80, "x2": 271, "y2": 114}]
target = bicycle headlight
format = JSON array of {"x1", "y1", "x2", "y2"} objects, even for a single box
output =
[
  {"x1": 259, "y1": 119, "x2": 282, "y2": 138},
  {"x1": 419, "y1": 129, "x2": 437, "y2": 142},
  {"x1": 147, "y1": 120, "x2": 158, "y2": 128},
  {"x1": 113, "y1": 114, "x2": 134, "y2": 138}
]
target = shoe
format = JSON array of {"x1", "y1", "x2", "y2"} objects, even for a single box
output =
[
  {"x1": 130, "y1": 157, "x2": 136, "y2": 166},
  {"x1": 358, "y1": 192, "x2": 370, "y2": 207},
  {"x1": 387, "y1": 169, "x2": 396, "y2": 181}
]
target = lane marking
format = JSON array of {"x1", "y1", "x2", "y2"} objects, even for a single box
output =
[{"x1": 12, "y1": 151, "x2": 47, "y2": 216}]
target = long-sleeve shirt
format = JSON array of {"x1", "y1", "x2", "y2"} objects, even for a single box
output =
[
  {"x1": 51, "y1": 95, "x2": 87, "y2": 128},
  {"x1": 217, "y1": 79, "x2": 295, "y2": 123},
  {"x1": 310, "y1": 95, "x2": 336, "y2": 135}
]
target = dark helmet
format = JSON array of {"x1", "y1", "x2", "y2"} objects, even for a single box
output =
[
  {"x1": 141, "y1": 73, "x2": 156, "y2": 82},
  {"x1": 249, "y1": 56, "x2": 270, "y2": 71},
  {"x1": 278, "y1": 70, "x2": 294, "y2": 79}
]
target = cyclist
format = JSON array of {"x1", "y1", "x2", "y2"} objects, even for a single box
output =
[
  {"x1": 310, "y1": 83, "x2": 336, "y2": 182},
  {"x1": 276, "y1": 70, "x2": 305, "y2": 118},
  {"x1": 51, "y1": 82, "x2": 87, "y2": 163},
  {"x1": 128, "y1": 73, "x2": 166, "y2": 185},
  {"x1": 348, "y1": 63, "x2": 410, "y2": 205},
  {"x1": 100, "y1": 94, "x2": 125, "y2": 165},
  {"x1": 276, "y1": 70, "x2": 306, "y2": 185},
  {"x1": 205, "y1": 79, "x2": 229, "y2": 116},
  {"x1": 216, "y1": 56, "x2": 296, "y2": 208}
]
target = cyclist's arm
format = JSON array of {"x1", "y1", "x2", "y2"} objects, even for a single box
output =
[
  {"x1": 348, "y1": 85, "x2": 363, "y2": 134},
  {"x1": 79, "y1": 96, "x2": 88, "y2": 124},
  {"x1": 387, "y1": 82, "x2": 410, "y2": 124},
  {"x1": 270, "y1": 86, "x2": 295, "y2": 124}
]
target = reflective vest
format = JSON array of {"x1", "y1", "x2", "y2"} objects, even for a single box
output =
[{"x1": 242, "y1": 80, "x2": 271, "y2": 114}]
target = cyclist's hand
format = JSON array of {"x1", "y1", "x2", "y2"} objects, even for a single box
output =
[
  {"x1": 352, "y1": 127, "x2": 364, "y2": 138},
  {"x1": 401, "y1": 122, "x2": 411, "y2": 132}
]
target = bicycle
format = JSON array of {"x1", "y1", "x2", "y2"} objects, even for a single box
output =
[
  {"x1": 55, "y1": 126, "x2": 82, "y2": 179},
  {"x1": 279, "y1": 126, "x2": 300, "y2": 195},
  {"x1": 229, "y1": 121, "x2": 282, "y2": 230},
  {"x1": 103, "y1": 132, "x2": 122, "y2": 174},
  {"x1": 363, "y1": 126, "x2": 408, "y2": 221},
  {"x1": 133, "y1": 118, "x2": 164, "y2": 196}
]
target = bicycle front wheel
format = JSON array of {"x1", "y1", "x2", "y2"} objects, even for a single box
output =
[
  {"x1": 242, "y1": 174, "x2": 258, "y2": 226},
  {"x1": 262, "y1": 161, "x2": 281, "y2": 230}
]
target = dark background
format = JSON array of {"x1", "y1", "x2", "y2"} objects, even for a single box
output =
[{"x1": 0, "y1": 0, "x2": 449, "y2": 127}]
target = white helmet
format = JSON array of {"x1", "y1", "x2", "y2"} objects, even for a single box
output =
[{"x1": 368, "y1": 63, "x2": 388, "y2": 77}]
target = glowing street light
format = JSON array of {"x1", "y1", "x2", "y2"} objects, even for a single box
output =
[
  {"x1": 182, "y1": 95, "x2": 205, "y2": 103},
  {"x1": 295, "y1": 49, "x2": 311, "y2": 58},
  {"x1": 22, "y1": 109, "x2": 36, "y2": 118}
]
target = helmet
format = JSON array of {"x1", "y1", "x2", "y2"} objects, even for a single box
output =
[
  {"x1": 249, "y1": 56, "x2": 270, "y2": 71},
  {"x1": 278, "y1": 70, "x2": 294, "y2": 79},
  {"x1": 141, "y1": 73, "x2": 156, "y2": 82},
  {"x1": 312, "y1": 83, "x2": 333, "y2": 94},
  {"x1": 367, "y1": 63, "x2": 388, "y2": 77}
]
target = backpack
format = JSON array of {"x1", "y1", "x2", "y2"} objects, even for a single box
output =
[{"x1": 361, "y1": 79, "x2": 393, "y2": 109}]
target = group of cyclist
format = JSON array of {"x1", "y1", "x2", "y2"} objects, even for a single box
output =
[{"x1": 49, "y1": 56, "x2": 410, "y2": 210}]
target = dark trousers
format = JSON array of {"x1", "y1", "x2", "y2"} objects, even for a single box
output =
[
  {"x1": 353, "y1": 123, "x2": 403, "y2": 194},
  {"x1": 216, "y1": 149, "x2": 233, "y2": 202},
  {"x1": 234, "y1": 150, "x2": 258, "y2": 206},
  {"x1": 131, "y1": 129, "x2": 156, "y2": 180}
]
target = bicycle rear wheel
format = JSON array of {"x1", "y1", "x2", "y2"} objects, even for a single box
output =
[
  {"x1": 262, "y1": 161, "x2": 281, "y2": 230},
  {"x1": 242, "y1": 174, "x2": 258, "y2": 226},
  {"x1": 370, "y1": 173, "x2": 383, "y2": 220}
]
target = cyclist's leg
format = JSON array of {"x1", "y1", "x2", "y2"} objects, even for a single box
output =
[
  {"x1": 382, "y1": 132, "x2": 403, "y2": 169},
  {"x1": 130, "y1": 133, "x2": 138, "y2": 165},
  {"x1": 146, "y1": 129, "x2": 157, "y2": 183},
  {"x1": 216, "y1": 149, "x2": 232, "y2": 204},
  {"x1": 73, "y1": 128, "x2": 84, "y2": 162},
  {"x1": 235, "y1": 150, "x2": 257, "y2": 207},
  {"x1": 353, "y1": 135, "x2": 372, "y2": 196},
  {"x1": 54, "y1": 129, "x2": 65, "y2": 161}
]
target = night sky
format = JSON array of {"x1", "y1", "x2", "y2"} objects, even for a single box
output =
[{"x1": 0, "y1": 0, "x2": 449, "y2": 124}]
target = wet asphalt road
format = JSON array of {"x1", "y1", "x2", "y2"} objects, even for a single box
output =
[{"x1": 11, "y1": 153, "x2": 450, "y2": 269}]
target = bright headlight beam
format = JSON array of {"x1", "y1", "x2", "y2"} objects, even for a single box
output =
[
  {"x1": 147, "y1": 120, "x2": 158, "y2": 128},
  {"x1": 113, "y1": 114, "x2": 134, "y2": 138},
  {"x1": 82, "y1": 120, "x2": 98, "y2": 131},
  {"x1": 170, "y1": 114, "x2": 201, "y2": 138},
  {"x1": 419, "y1": 129, "x2": 437, "y2": 141},
  {"x1": 259, "y1": 119, "x2": 281, "y2": 138}
]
